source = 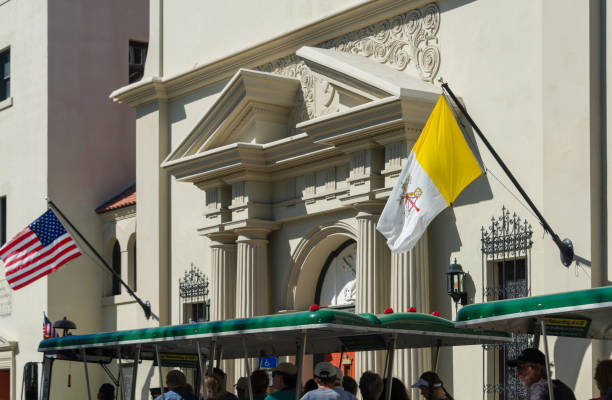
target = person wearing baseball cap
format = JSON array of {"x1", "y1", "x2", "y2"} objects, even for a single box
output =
[
  {"x1": 299, "y1": 362, "x2": 342, "y2": 400},
  {"x1": 506, "y1": 348, "x2": 576, "y2": 400},
  {"x1": 411, "y1": 371, "x2": 453, "y2": 400},
  {"x1": 265, "y1": 363, "x2": 298, "y2": 400}
]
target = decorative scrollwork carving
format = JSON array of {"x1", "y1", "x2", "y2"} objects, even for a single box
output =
[
  {"x1": 256, "y1": 3, "x2": 441, "y2": 126},
  {"x1": 320, "y1": 2, "x2": 441, "y2": 82}
]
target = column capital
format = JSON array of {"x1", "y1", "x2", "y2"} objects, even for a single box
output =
[
  {"x1": 207, "y1": 231, "x2": 237, "y2": 247},
  {"x1": 226, "y1": 219, "x2": 281, "y2": 240},
  {"x1": 353, "y1": 200, "x2": 386, "y2": 218}
]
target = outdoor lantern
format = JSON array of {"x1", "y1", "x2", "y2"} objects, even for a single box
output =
[
  {"x1": 446, "y1": 259, "x2": 468, "y2": 306},
  {"x1": 54, "y1": 316, "x2": 77, "y2": 337}
]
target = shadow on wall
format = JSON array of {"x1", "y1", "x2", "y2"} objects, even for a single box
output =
[
  {"x1": 463, "y1": 272, "x2": 477, "y2": 306},
  {"x1": 553, "y1": 337, "x2": 589, "y2": 390},
  {"x1": 141, "y1": 362, "x2": 155, "y2": 400},
  {"x1": 452, "y1": 173, "x2": 494, "y2": 207}
]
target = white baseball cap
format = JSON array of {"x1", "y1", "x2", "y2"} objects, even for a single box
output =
[
  {"x1": 314, "y1": 362, "x2": 337, "y2": 379},
  {"x1": 411, "y1": 378, "x2": 441, "y2": 388}
]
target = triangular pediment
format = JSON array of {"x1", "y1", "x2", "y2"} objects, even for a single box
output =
[{"x1": 166, "y1": 69, "x2": 301, "y2": 163}]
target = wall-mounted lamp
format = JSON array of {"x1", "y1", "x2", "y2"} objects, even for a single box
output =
[
  {"x1": 446, "y1": 259, "x2": 468, "y2": 307},
  {"x1": 53, "y1": 316, "x2": 77, "y2": 337}
]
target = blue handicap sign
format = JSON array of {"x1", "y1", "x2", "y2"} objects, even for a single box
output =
[{"x1": 259, "y1": 357, "x2": 277, "y2": 369}]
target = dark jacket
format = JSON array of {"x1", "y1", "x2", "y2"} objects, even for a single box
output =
[{"x1": 173, "y1": 386, "x2": 198, "y2": 400}]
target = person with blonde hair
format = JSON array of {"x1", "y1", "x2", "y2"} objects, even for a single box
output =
[{"x1": 205, "y1": 368, "x2": 239, "y2": 400}]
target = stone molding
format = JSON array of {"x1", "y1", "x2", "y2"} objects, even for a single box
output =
[{"x1": 111, "y1": 0, "x2": 438, "y2": 106}]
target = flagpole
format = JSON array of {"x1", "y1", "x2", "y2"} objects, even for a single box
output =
[
  {"x1": 47, "y1": 200, "x2": 152, "y2": 319},
  {"x1": 439, "y1": 79, "x2": 575, "y2": 267}
]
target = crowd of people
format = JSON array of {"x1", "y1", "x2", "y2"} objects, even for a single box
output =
[{"x1": 94, "y1": 348, "x2": 612, "y2": 400}]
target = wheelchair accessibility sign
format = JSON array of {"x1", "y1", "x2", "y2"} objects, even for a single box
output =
[{"x1": 259, "y1": 357, "x2": 278, "y2": 369}]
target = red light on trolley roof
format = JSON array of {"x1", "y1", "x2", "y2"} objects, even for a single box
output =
[
  {"x1": 309, "y1": 304, "x2": 320, "y2": 311},
  {"x1": 408, "y1": 307, "x2": 417, "y2": 312},
  {"x1": 383, "y1": 307, "x2": 394, "y2": 314}
]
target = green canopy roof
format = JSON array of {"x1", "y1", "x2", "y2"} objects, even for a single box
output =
[
  {"x1": 39, "y1": 309, "x2": 509, "y2": 363},
  {"x1": 456, "y1": 286, "x2": 612, "y2": 339}
]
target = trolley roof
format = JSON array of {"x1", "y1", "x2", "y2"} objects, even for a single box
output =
[
  {"x1": 455, "y1": 286, "x2": 612, "y2": 339},
  {"x1": 39, "y1": 309, "x2": 511, "y2": 363}
]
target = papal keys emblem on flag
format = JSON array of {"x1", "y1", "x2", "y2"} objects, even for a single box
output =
[
  {"x1": 0, "y1": 209, "x2": 82, "y2": 290},
  {"x1": 399, "y1": 176, "x2": 423, "y2": 215}
]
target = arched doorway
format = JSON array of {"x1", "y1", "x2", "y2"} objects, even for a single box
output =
[{"x1": 314, "y1": 239, "x2": 356, "y2": 379}]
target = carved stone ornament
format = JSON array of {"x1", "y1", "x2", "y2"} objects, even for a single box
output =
[
  {"x1": 320, "y1": 3, "x2": 441, "y2": 82},
  {"x1": 256, "y1": 3, "x2": 440, "y2": 125}
]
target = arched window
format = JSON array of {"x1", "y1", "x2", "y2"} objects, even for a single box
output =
[
  {"x1": 112, "y1": 241, "x2": 121, "y2": 295},
  {"x1": 128, "y1": 236, "x2": 136, "y2": 291}
]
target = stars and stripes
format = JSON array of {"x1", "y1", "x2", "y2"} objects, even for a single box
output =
[
  {"x1": 0, "y1": 209, "x2": 81, "y2": 290},
  {"x1": 43, "y1": 312, "x2": 58, "y2": 339}
]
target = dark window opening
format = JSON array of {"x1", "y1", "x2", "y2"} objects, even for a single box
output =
[
  {"x1": 129, "y1": 41, "x2": 147, "y2": 84},
  {"x1": 0, "y1": 49, "x2": 9, "y2": 101},
  {"x1": 112, "y1": 241, "x2": 121, "y2": 295}
]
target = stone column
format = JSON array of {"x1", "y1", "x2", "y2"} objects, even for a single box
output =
[
  {"x1": 355, "y1": 202, "x2": 391, "y2": 377},
  {"x1": 208, "y1": 232, "x2": 237, "y2": 391},
  {"x1": 390, "y1": 233, "x2": 432, "y2": 400},
  {"x1": 209, "y1": 232, "x2": 237, "y2": 321},
  {"x1": 235, "y1": 227, "x2": 271, "y2": 376}
]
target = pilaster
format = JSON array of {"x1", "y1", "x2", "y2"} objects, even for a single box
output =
[
  {"x1": 234, "y1": 226, "x2": 273, "y2": 376},
  {"x1": 235, "y1": 228, "x2": 271, "y2": 318},
  {"x1": 390, "y1": 234, "x2": 431, "y2": 400},
  {"x1": 208, "y1": 232, "x2": 237, "y2": 322},
  {"x1": 354, "y1": 202, "x2": 390, "y2": 377},
  {"x1": 207, "y1": 231, "x2": 237, "y2": 391}
]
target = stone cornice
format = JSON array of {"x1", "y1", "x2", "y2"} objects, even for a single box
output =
[
  {"x1": 110, "y1": 0, "x2": 433, "y2": 107},
  {"x1": 164, "y1": 90, "x2": 435, "y2": 186}
]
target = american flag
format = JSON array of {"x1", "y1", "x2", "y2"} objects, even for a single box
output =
[
  {"x1": 0, "y1": 209, "x2": 82, "y2": 290},
  {"x1": 43, "y1": 312, "x2": 58, "y2": 339}
]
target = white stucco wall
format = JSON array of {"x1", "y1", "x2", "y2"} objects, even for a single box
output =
[
  {"x1": 0, "y1": 0, "x2": 148, "y2": 398},
  {"x1": 158, "y1": 0, "x2": 371, "y2": 77},
  {"x1": 0, "y1": 1, "x2": 49, "y2": 399}
]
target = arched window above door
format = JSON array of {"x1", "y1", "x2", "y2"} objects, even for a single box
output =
[{"x1": 316, "y1": 240, "x2": 356, "y2": 309}]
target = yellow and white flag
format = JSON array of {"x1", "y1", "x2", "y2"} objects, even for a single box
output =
[{"x1": 377, "y1": 95, "x2": 482, "y2": 253}]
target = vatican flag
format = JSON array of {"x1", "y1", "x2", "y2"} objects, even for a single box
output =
[{"x1": 377, "y1": 95, "x2": 482, "y2": 253}]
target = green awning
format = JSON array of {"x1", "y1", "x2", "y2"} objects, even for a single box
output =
[
  {"x1": 455, "y1": 286, "x2": 612, "y2": 339},
  {"x1": 39, "y1": 309, "x2": 509, "y2": 362}
]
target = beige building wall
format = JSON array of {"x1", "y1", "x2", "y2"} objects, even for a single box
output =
[
  {"x1": 0, "y1": 2, "x2": 49, "y2": 400},
  {"x1": 0, "y1": 0, "x2": 147, "y2": 398},
  {"x1": 111, "y1": 0, "x2": 611, "y2": 399}
]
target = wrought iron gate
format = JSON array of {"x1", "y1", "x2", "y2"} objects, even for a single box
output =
[
  {"x1": 481, "y1": 207, "x2": 533, "y2": 400},
  {"x1": 179, "y1": 263, "x2": 210, "y2": 323}
]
